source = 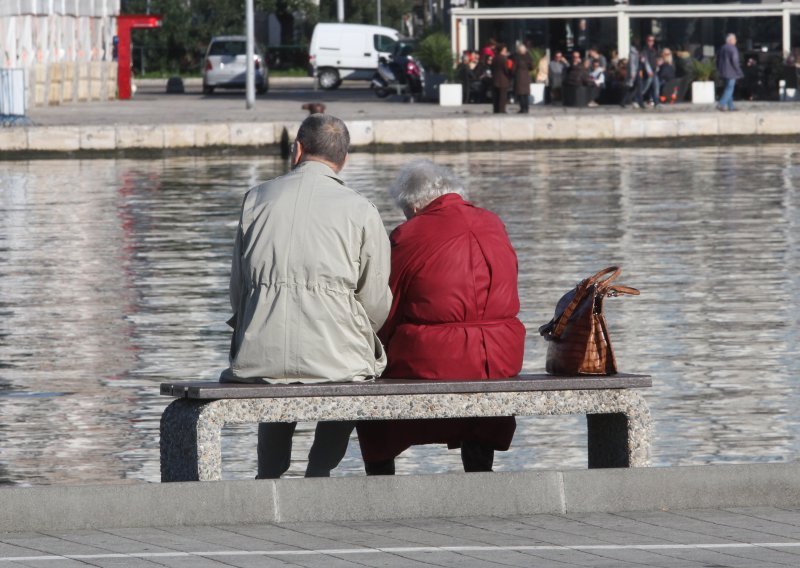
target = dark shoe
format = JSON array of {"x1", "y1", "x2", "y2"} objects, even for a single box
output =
[
  {"x1": 461, "y1": 441, "x2": 494, "y2": 472},
  {"x1": 364, "y1": 458, "x2": 396, "y2": 476}
]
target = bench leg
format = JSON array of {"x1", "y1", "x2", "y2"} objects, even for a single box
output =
[
  {"x1": 160, "y1": 399, "x2": 223, "y2": 482},
  {"x1": 587, "y1": 412, "x2": 630, "y2": 468}
]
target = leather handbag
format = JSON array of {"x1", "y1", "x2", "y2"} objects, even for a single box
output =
[{"x1": 538, "y1": 267, "x2": 639, "y2": 376}]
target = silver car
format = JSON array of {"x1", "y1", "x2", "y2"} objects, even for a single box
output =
[{"x1": 202, "y1": 35, "x2": 268, "y2": 95}]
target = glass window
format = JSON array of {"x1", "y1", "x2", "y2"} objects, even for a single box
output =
[
  {"x1": 374, "y1": 35, "x2": 397, "y2": 53},
  {"x1": 208, "y1": 41, "x2": 246, "y2": 57}
]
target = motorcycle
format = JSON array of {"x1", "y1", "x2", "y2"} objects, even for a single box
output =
[{"x1": 371, "y1": 52, "x2": 425, "y2": 101}]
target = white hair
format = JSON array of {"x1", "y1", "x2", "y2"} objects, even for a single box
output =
[{"x1": 388, "y1": 159, "x2": 467, "y2": 211}]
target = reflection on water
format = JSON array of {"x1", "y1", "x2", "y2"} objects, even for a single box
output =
[{"x1": 1, "y1": 146, "x2": 798, "y2": 485}]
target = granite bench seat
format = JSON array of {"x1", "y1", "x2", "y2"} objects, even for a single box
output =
[{"x1": 159, "y1": 374, "x2": 652, "y2": 482}]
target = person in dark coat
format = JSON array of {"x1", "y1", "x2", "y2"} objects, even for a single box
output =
[
  {"x1": 491, "y1": 44, "x2": 512, "y2": 113},
  {"x1": 717, "y1": 33, "x2": 744, "y2": 111},
  {"x1": 512, "y1": 43, "x2": 534, "y2": 113},
  {"x1": 356, "y1": 159, "x2": 526, "y2": 475}
]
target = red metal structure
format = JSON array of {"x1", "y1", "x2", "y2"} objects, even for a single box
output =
[{"x1": 117, "y1": 14, "x2": 163, "y2": 100}]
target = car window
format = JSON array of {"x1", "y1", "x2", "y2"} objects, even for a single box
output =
[
  {"x1": 374, "y1": 35, "x2": 397, "y2": 53},
  {"x1": 208, "y1": 41, "x2": 246, "y2": 57}
]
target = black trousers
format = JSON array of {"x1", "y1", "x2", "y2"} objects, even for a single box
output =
[
  {"x1": 492, "y1": 87, "x2": 508, "y2": 114},
  {"x1": 517, "y1": 92, "x2": 530, "y2": 113},
  {"x1": 364, "y1": 440, "x2": 495, "y2": 475},
  {"x1": 257, "y1": 421, "x2": 355, "y2": 479}
]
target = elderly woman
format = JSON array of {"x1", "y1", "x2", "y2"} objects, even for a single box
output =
[{"x1": 356, "y1": 159, "x2": 526, "y2": 474}]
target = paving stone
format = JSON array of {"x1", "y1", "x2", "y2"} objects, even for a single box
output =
[
  {"x1": 276, "y1": 522, "x2": 412, "y2": 549},
  {"x1": 681, "y1": 508, "x2": 800, "y2": 539},
  {"x1": 101, "y1": 527, "x2": 224, "y2": 553},
  {"x1": 160, "y1": 525, "x2": 288, "y2": 551}
]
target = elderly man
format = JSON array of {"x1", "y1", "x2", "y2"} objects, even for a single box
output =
[
  {"x1": 717, "y1": 33, "x2": 744, "y2": 111},
  {"x1": 222, "y1": 113, "x2": 392, "y2": 478}
]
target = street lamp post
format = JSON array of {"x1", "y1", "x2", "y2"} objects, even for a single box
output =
[{"x1": 245, "y1": 0, "x2": 255, "y2": 109}]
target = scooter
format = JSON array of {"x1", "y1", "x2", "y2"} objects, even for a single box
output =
[{"x1": 371, "y1": 54, "x2": 425, "y2": 101}]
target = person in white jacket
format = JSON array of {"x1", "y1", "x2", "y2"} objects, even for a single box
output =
[{"x1": 222, "y1": 113, "x2": 392, "y2": 478}]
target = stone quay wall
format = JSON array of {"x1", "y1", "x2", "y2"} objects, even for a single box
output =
[{"x1": 1, "y1": 108, "x2": 799, "y2": 154}]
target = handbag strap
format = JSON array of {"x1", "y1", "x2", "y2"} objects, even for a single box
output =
[
  {"x1": 549, "y1": 268, "x2": 634, "y2": 340},
  {"x1": 606, "y1": 285, "x2": 640, "y2": 297},
  {"x1": 588, "y1": 266, "x2": 621, "y2": 294}
]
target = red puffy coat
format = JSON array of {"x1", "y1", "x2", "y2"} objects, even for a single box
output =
[{"x1": 357, "y1": 193, "x2": 526, "y2": 462}]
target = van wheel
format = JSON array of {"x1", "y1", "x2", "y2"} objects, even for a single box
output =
[
  {"x1": 318, "y1": 69, "x2": 340, "y2": 90},
  {"x1": 375, "y1": 87, "x2": 391, "y2": 98}
]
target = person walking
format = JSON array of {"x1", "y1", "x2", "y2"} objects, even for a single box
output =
[
  {"x1": 512, "y1": 43, "x2": 534, "y2": 113},
  {"x1": 221, "y1": 113, "x2": 392, "y2": 479},
  {"x1": 491, "y1": 43, "x2": 512, "y2": 113},
  {"x1": 717, "y1": 33, "x2": 744, "y2": 111}
]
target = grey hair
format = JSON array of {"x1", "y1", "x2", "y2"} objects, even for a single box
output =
[
  {"x1": 295, "y1": 114, "x2": 350, "y2": 166},
  {"x1": 726, "y1": 33, "x2": 737, "y2": 43},
  {"x1": 389, "y1": 159, "x2": 467, "y2": 211}
]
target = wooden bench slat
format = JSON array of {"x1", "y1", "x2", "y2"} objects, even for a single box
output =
[{"x1": 160, "y1": 373, "x2": 651, "y2": 400}]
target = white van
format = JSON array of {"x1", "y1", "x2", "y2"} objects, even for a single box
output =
[{"x1": 309, "y1": 23, "x2": 402, "y2": 90}]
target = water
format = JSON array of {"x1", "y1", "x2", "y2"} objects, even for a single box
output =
[{"x1": 1, "y1": 145, "x2": 799, "y2": 486}]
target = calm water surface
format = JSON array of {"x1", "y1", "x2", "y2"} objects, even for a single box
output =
[{"x1": 1, "y1": 146, "x2": 799, "y2": 485}]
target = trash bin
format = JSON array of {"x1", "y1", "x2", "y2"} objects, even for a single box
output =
[{"x1": 0, "y1": 69, "x2": 26, "y2": 116}]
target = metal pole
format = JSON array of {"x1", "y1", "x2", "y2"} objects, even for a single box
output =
[
  {"x1": 338, "y1": 0, "x2": 345, "y2": 23},
  {"x1": 377, "y1": 0, "x2": 382, "y2": 26},
  {"x1": 245, "y1": 0, "x2": 255, "y2": 109}
]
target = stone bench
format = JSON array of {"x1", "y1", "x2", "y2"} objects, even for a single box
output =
[{"x1": 159, "y1": 374, "x2": 652, "y2": 482}]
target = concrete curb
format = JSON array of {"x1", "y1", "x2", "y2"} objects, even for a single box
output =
[
  {"x1": 1, "y1": 464, "x2": 799, "y2": 532},
  {"x1": 2, "y1": 110, "x2": 798, "y2": 155}
]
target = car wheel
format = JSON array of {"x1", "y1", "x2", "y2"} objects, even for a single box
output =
[{"x1": 317, "y1": 69, "x2": 340, "y2": 90}]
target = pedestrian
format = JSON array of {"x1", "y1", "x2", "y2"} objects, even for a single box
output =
[
  {"x1": 716, "y1": 33, "x2": 744, "y2": 111},
  {"x1": 356, "y1": 159, "x2": 525, "y2": 475},
  {"x1": 548, "y1": 51, "x2": 567, "y2": 101},
  {"x1": 221, "y1": 113, "x2": 392, "y2": 479},
  {"x1": 621, "y1": 40, "x2": 644, "y2": 109},
  {"x1": 512, "y1": 43, "x2": 534, "y2": 113},
  {"x1": 642, "y1": 35, "x2": 660, "y2": 106},
  {"x1": 491, "y1": 43, "x2": 512, "y2": 113}
]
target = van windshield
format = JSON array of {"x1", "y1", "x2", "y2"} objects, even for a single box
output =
[
  {"x1": 208, "y1": 41, "x2": 246, "y2": 57},
  {"x1": 374, "y1": 35, "x2": 397, "y2": 53}
]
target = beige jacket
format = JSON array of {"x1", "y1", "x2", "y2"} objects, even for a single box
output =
[{"x1": 221, "y1": 160, "x2": 392, "y2": 383}]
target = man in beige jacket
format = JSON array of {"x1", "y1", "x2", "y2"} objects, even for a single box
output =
[{"x1": 222, "y1": 114, "x2": 392, "y2": 478}]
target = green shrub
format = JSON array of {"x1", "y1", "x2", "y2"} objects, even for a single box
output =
[
  {"x1": 417, "y1": 33, "x2": 454, "y2": 80},
  {"x1": 690, "y1": 58, "x2": 716, "y2": 81}
]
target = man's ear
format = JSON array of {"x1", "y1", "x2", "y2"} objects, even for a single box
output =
[{"x1": 291, "y1": 140, "x2": 304, "y2": 168}]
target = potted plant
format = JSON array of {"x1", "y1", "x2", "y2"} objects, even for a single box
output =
[
  {"x1": 529, "y1": 48, "x2": 546, "y2": 105},
  {"x1": 416, "y1": 32, "x2": 459, "y2": 105},
  {"x1": 690, "y1": 58, "x2": 716, "y2": 104}
]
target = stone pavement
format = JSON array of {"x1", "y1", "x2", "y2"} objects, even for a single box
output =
[{"x1": 2, "y1": 507, "x2": 800, "y2": 567}]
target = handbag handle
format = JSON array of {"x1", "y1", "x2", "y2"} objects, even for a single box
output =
[
  {"x1": 586, "y1": 266, "x2": 621, "y2": 293},
  {"x1": 549, "y1": 267, "x2": 632, "y2": 340},
  {"x1": 607, "y1": 285, "x2": 640, "y2": 297}
]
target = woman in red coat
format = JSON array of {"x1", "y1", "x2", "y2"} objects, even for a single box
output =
[{"x1": 356, "y1": 159, "x2": 526, "y2": 474}]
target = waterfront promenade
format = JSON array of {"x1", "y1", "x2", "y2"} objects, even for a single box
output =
[
  {"x1": 2, "y1": 464, "x2": 800, "y2": 566},
  {"x1": 2, "y1": 77, "x2": 798, "y2": 154}
]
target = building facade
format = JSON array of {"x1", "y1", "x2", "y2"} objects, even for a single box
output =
[
  {"x1": 452, "y1": 1, "x2": 800, "y2": 62},
  {"x1": 1, "y1": 1, "x2": 120, "y2": 108}
]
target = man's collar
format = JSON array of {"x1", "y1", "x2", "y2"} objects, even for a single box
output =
[{"x1": 294, "y1": 159, "x2": 344, "y2": 184}]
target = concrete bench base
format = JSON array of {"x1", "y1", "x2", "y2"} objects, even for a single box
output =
[{"x1": 160, "y1": 389, "x2": 652, "y2": 482}]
